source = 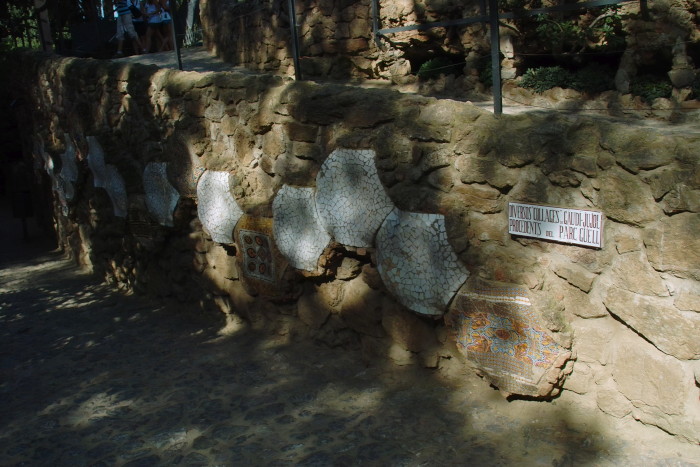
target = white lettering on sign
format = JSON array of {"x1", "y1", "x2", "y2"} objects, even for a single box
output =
[{"x1": 508, "y1": 202, "x2": 604, "y2": 248}]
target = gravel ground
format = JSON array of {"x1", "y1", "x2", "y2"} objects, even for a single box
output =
[{"x1": 1, "y1": 198, "x2": 699, "y2": 466}]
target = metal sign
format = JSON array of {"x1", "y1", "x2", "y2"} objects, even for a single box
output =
[{"x1": 508, "y1": 202, "x2": 603, "y2": 248}]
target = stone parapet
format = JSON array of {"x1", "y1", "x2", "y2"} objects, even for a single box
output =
[{"x1": 9, "y1": 52, "x2": 700, "y2": 443}]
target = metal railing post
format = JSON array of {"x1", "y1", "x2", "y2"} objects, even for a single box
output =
[
  {"x1": 171, "y1": 2, "x2": 182, "y2": 70},
  {"x1": 371, "y1": 0, "x2": 382, "y2": 49},
  {"x1": 288, "y1": 0, "x2": 303, "y2": 81},
  {"x1": 488, "y1": 0, "x2": 502, "y2": 116}
]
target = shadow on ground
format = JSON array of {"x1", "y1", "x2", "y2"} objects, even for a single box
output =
[{"x1": 2, "y1": 224, "x2": 695, "y2": 466}]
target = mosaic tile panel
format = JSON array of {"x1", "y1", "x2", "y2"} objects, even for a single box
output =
[
  {"x1": 59, "y1": 133, "x2": 79, "y2": 183},
  {"x1": 376, "y1": 208, "x2": 469, "y2": 316},
  {"x1": 165, "y1": 145, "x2": 206, "y2": 198},
  {"x1": 34, "y1": 139, "x2": 52, "y2": 176},
  {"x1": 57, "y1": 133, "x2": 78, "y2": 201},
  {"x1": 86, "y1": 136, "x2": 108, "y2": 188},
  {"x1": 104, "y1": 164, "x2": 128, "y2": 218},
  {"x1": 196, "y1": 170, "x2": 243, "y2": 244},
  {"x1": 234, "y1": 216, "x2": 291, "y2": 298},
  {"x1": 445, "y1": 279, "x2": 571, "y2": 396},
  {"x1": 143, "y1": 162, "x2": 180, "y2": 227},
  {"x1": 53, "y1": 177, "x2": 69, "y2": 216},
  {"x1": 238, "y1": 229, "x2": 275, "y2": 282},
  {"x1": 315, "y1": 148, "x2": 395, "y2": 247},
  {"x1": 272, "y1": 185, "x2": 331, "y2": 271}
]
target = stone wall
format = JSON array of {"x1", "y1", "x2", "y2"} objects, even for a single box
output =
[
  {"x1": 199, "y1": 0, "x2": 488, "y2": 81},
  {"x1": 199, "y1": 0, "x2": 700, "y2": 96},
  {"x1": 10, "y1": 52, "x2": 700, "y2": 443}
]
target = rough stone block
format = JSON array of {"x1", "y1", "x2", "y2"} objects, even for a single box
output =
[
  {"x1": 552, "y1": 260, "x2": 597, "y2": 293},
  {"x1": 381, "y1": 300, "x2": 437, "y2": 353},
  {"x1": 297, "y1": 291, "x2": 331, "y2": 329},
  {"x1": 610, "y1": 251, "x2": 668, "y2": 296},
  {"x1": 451, "y1": 183, "x2": 502, "y2": 214},
  {"x1": 339, "y1": 276, "x2": 385, "y2": 337},
  {"x1": 598, "y1": 167, "x2": 661, "y2": 226},
  {"x1": 644, "y1": 213, "x2": 700, "y2": 280},
  {"x1": 596, "y1": 386, "x2": 633, "y2": 418},
  {"x1": 612, "y1": 333, "x2": 695, "y2": 440},
  {"x1": 454, "y1": 156, "x2": 518, "y2": 190},
  {"x1": 571, "y1": 319, "x2": 616, "y2": 365},
  {"x1": 285, "y1": 122, "x2": 318, "y2": 143},
  {"x1": 604, "y1": 288, "x2": 700, "y2": 360}
]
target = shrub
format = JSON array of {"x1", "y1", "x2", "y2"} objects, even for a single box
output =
[
  {"x1": 519, "y1": 66, "x2": 572, "y2": 93},
  {"x1": 629, "y1": 75, "x2": 672, "y2": 103},
  {"x1": 520, "y1": 64, "x2": 616, "y2": 94},
  {"x1": 569, "y1": 64, "x2": 616, "y2": 94},
  {"x1": 417, "y1": 57, "x2": 458, "y2": 80},
  {"x1": 691, "y1": 75, "x2": 700, "y2": 100}
]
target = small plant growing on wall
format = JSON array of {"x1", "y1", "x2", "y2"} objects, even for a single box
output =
[
  {"x1": 519, "y1": 64, "x2": 615, "y2": 94},
  {"x1": 417, "y1": 56, "x2": 463, "y2": 81},
  {"x1": 629, "y1": 75, "x2": 673, "y2": 103}
]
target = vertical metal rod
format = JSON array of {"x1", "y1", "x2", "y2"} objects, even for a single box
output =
[
  {"x1": 171, "y1": 1, "x2": 182, "y2": 70},
  {"x1": 488, "y1": 0, "x2": 502, "y2": 116},
  {"x1": 287, "y1": 0, "x2": 302, "y2": 81},
  {"x1": 371, "y1": 0, "x2": 382, "y2": 49},
  {"x1": 639, "y1": 0, "x2": 649, "y2": 20}
]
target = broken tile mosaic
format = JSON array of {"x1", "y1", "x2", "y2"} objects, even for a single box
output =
[
  {"x1": 315, "y1": 148, "x2": 395, "y2": 247},
  {"x1": 196, "y1": 170, "x2": 243, "y2": 244},
  {"x1": 59, "y1": 133, "x2": 79, "y2": 183},
  {"x1": 143, "y1": 162, "x2": 180, "y2": 227},
  {"x1": 272, "y1": 185, "x2": 331, "y2": 271},
  {"x1": 86, "y1": 136, "x2": 107, "y2": 188},
  {"x1": 58, "y1": 133, "x2": 78, "y2": 201},
  {"x1": 104, "y1": 164, "x2": 128, "y2": 218},
  {"x1": 376, "y1": 208, "x2": 469, "y2": 316},
  {"x1": 445, "y1": 279, "x2": 571, "y2": 396}
]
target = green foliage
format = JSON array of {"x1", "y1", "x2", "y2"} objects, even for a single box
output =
[
  {"x1": 417, "y1": 57, "x2": 459, "y2": 81},
  {"x1": 692, "y1": 75, "x2": 700, "y2": 100},
  {"x1": 479, "y1": 58, "x2": 492, "y2": 86},
  {"x1": 569, "y1": 64, "x2": 616, "y2": 94},
  {"x1": 630, "y1": 75, "x2": 672, "y2": 103},
  {"x1": 593, "y1": 6, "x2": 626, "y2": 50},
  {"x1": 0, "y1": 3, "x2": 40, "y2": 51},
  {"x1": 532, "y1": 7, "x2": 625, "y2": 54},
  {"x1": 520, "y1": 65, "x2": 615, "y2": 94},
  {"x1": 520, "y1": 66, "x2": 572, "y2": 93},
  {"x1": 535, "y1": 15, "x2": 584, "y2": 52}
]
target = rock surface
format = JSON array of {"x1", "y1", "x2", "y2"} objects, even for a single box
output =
[{"x1": 9, "y1": 51, "x2": 700, "y2": 443}]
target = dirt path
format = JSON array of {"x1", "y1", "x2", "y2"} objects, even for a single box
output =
[{"x1": 1, "y1": 198, "x2": 699, "y2": 466}]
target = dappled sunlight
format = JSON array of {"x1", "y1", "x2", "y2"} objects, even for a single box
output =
[
  {"x1": 63, "y1": 392, "x2": 136, "y2": 429},
  {"x1": 1, "y1": 245, "x2": 695, "y2": 465}
]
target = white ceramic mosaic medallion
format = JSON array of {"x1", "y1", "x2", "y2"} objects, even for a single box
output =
[
  {"x1": 196, "y1": 170, "x2": 243, "y2": 244},
  {"x1": 315, "y1": 148, "x2": 395, "y2": 247},
  {"x1": 376, "y1": 208, "x2": 469, "y2": 316},
  {"x1": 58, "y1": 133, "x2": 78, "y2": 200},
  {"x1": 143, "y1": 162, "x2": 180, "y2": 227},
  {"x1": 273, "y1": 185, "x2": 331, "y2": 271},
  {"x1": 59, "y1": 133, "x2": 79, "y2": 183},
  {"x1": 86, "y1": 136, "x2": 108, "y2": 188},
  {"x1": 104, "y1": 164, "x2": 128, "y2": 218}
]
